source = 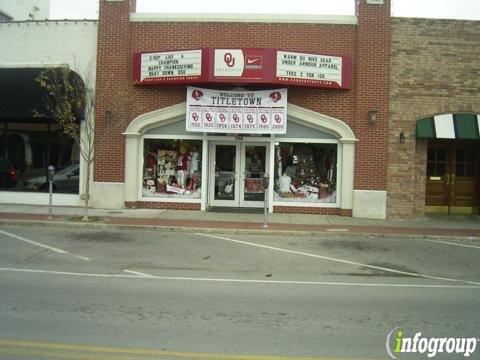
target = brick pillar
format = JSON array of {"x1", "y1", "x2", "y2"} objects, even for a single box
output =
[
  {"x1": 353, "y1": 0, "x2": 391, "y2": 191},
  {"x1": 94, "y1": 0, "x2": 135, "y2": 182}
]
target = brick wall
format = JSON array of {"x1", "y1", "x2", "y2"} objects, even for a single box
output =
[
  {"x1": 353, "y1": 0, "x2": 391, "y2": 190},
  {"x1": 95, "y1": 0, "x2": 391, "y2": 209},
  {"x1": 388, "y1": 18, "x2": 480, "y2": 218},
  {"x1": 95, "y1": 0, "x2": 135, "y2": 182},
  {"x1": 127, "y1": 22, "x2": 357, "y2": 130},
  {"x1": 273, "y1": 206, "x2": 352, "y2": 216},
  {"x1": 125, "y1": 201, "x2": 201, "y2": 210}
]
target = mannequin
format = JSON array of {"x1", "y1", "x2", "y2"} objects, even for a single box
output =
[
  {"x1": 176, "y1": 144, "x2": 188, "y2": 188},
  {"x1": 279, "y1": 171, "x2": 292, "y2": 193},
  {"x1": 145, "y1": 148, "x2": 157, "y2": 177},
  {"x1": 188, "y1": 147, "x2": 199, "y2": 175},
  {"x1": 276, "y1": 146, "x2": 282, "y2": 178}
]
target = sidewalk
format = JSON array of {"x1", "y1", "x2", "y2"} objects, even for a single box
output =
[{"x1": 0, "y1": 203, "x2": 480, "y2": 238}]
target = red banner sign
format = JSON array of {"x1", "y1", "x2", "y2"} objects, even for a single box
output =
[
  {"x1": 210, "y1": 48, "x2": 275, "y2": 83},
  {"x1": 134, "y1": 48, "x2": 351, "y2": 89}
]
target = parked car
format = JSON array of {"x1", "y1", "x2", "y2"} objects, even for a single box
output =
[
  {"x1": 23, "y1": 164, "x2": 80, "y2": 193},
  {"x1": 0, "y1": 158, "x2": 17, "y2": 189}
]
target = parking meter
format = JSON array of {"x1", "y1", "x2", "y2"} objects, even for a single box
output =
[
  {"x1": 47, "y1": 165, "x2": 55, "y2": 219},
  {"x1": 262, "y1": 173, "x2": 269, "y2": 228},
  {"x1": 48, "y1": 165, "x2": 55, "y2": 182}
]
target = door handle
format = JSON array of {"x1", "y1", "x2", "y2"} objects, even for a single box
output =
[{"x1": 446, "y1": 174, "x2": 456, "y2": 185}]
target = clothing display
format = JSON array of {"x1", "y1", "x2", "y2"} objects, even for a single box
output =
[
  {"x1": 279, "y1": 174, "x2": 292, "y2": 193},
  {"x1": 177, "y1": 153, "x2": 188, "y2": 171},
  {"x1": 188, "y1": 151, "x2": 199, "y2": 175},
  {"x1": 177, "y1": 169, "x2": 186, "y2": 189},
  {"x1": 143, "y1": 140, "x2": 202, "y2": 198},
  {"x1": 274, "y1": 143, "x2": 337, "y2": 203}
]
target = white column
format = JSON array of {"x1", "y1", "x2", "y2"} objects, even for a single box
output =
[
  {"x1": 124, "y1": 133, "x2": 141, "y2": 203},
  {"x1": 340, "y1": 141, "x2": 355, "y2": 210},
  {"x1": 200, "y1": 138, "x2": 208, "y2": 211},
  {"x1": 268, "y1": 139, "x2": 275, "y2": 213}
]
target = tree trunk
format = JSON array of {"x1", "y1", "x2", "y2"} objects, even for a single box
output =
[{"x1": 82, "y1": 160, "x2": 91, "y2": 221}]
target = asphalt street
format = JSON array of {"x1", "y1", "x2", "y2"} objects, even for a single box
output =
[{"x1": 0, "y1": 225, "x2": 479, "y2": 359}]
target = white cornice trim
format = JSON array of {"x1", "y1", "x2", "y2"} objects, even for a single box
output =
[
  {"x1": 124, "y1": 102, "x2": 185, "y2": 135},
  {"x1": 130, "y1": 13, "x2": 357, "y2": 25},
  {"x1": 0, "y1": 63, "x2": 68, "y2": 68}
]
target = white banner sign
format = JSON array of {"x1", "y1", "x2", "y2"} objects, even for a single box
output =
[
  {"x1": 276, "y1": 51, "x2": 342, "y2": 86},
  {"x1": 186, "y1": 87, "x2": 287, "y2": 134},
  {"x1": 214, "y1": 49, "x2": 245, "y2": 77},
  {"x1": 140, "y1": 50, "x2": 202, "y2": 82}
]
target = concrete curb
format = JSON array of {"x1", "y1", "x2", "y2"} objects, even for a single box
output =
[{"x1": 1, "y1": 218, "x2": 479, "y2": 241}]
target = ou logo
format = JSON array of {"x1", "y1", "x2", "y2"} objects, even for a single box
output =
[
  {"x1": 224, "y1": 53, "x2": 235, "y2": 68},
  {"x1": 219, "y1": 114, "x2": 226, "y2": 122},
  {"x1": 192, "y1": 113, "x2": 199, "y2": 121},
  {"x1": 206, "y1": 113, "x2": 212, "y2": 122},
  {"x1": 247, "y1": 114, "x2": 254, "y2": 123},
  {"x1": 275, "y1": 114, "x2": 282, "y2": 123},
  {"x1": 233, "y1": 114, "x2": 240, "y2": 123},
  {"x1": 261, "y1": 115, "x2": 267, "y2": 123}
]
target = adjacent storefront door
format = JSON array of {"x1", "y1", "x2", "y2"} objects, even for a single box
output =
[
  {"x1": 426, "y1": 140, "x2": 479, "y2": 214},
  {"x1": 209, "y1": 142, "x2": 268, "y2": 208}
]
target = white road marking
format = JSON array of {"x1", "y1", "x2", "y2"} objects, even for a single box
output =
[
  {"x1": 0, "y1": 228, "x2": 90, "y2": 262},
  {"x1": 0, "y1": 229, "x2": 67, "y2": 254},
  {"x1": 123, "y1": 269, "x2": 153, "y2": 278},
  {"x1": 423, "y1": 238, "x2": 480, "y2": 250},
  {"x1": 71, "y1": 254, "x2": 91, "y2": 261},
  {"x1": 0, "y1": 267, "x2": 138, "y2": 278},
  {"x1": 197, "y1": 233, "x2": 480, "y2": 286},
  {"x1": 0, "y1": 267, "x2": 478, "y2": 289}
]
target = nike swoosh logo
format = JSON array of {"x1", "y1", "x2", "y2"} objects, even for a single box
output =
[{"x1": 247, "y1": 58, "x2": 260, "y2": 64}]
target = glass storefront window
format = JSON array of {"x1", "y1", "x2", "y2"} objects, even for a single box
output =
[
  {"x1": 1, "y1": 126, "x2": 79, "y2": 194},
  {"x1": 274, "y1": 142, "x2": 337, "y2": 203},
  {"x1": 143, "y1": 139, "x2": 202, "y2": 199}
]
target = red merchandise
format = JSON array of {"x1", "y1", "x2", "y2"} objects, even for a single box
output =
[
  {"x1": 146, "y1": 151, "x2": 157, "y2": 169},
  {"x1": 156, "y1": 181, "x2": 166, "y2": 193},
  {"x1": 177, "y1": 154, "x2": 188, "y2": 170}
]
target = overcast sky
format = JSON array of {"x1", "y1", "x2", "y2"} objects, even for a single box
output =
[{"x1": 49, "y1": 0, "x2": 480, "y2": 20}]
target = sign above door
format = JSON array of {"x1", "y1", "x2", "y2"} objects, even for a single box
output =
[
  {"x1": 133, "y1": 48, "x2": 351, "y2": 89},
  {"x1": 186, "y1": 87, "x2": 287, "y2": 134}
]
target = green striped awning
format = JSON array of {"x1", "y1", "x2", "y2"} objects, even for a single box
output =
[{"x1": 416, "y1": 113, "x2": 480, "y2": 139}]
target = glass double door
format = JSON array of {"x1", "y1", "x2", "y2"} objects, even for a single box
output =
[{"x1": 210, "y1": 142, "x2": 268, "y2": 208}]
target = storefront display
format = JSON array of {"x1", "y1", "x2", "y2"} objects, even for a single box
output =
[
  {"x1": 143, "y1": 139, "x2": 202, "y2": 199},
  {"x1": 273, "y1": 142, "x2": 337, "y2": 203}
]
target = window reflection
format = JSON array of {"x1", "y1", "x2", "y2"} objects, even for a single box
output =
[{"x1": 1, "y1": 125, "x2": 79, "y2": 193}]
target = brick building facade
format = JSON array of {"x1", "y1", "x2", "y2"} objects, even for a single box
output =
[
  {"x1": 0, "y1": 0, "x2": 480, "y2": 218},
  {"x1": 2, "y1": 0, "x2": 478, "y2": 219},
  {"x1": 92, "y1": 0, "x2": 391, "y2": 218},
  {"x1": 388, "y1": 18, "x2": 480, "y2": 218}
]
